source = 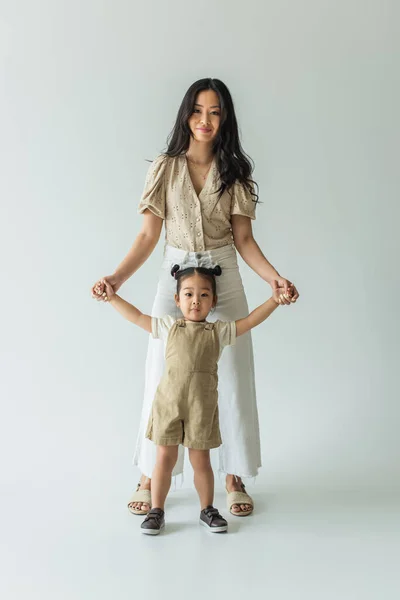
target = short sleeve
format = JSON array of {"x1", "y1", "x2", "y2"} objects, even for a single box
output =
[
  {"x1": 214, "y1": 320, "x2": 236, "y2": 350},
  {"x1": 151, "y1": 315, "x2": 176, "y2": 341},
  {"x1": 137, "y1": 155, "x2": 167, "y2": 219},
  {"x1": 230, "y1": 181, "x2": 257, "y2": 220}
]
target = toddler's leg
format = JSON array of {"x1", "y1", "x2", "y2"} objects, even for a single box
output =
[
  {"x1": 189, "y1": 448, "x2": 228, "y2": 533},
  {"x1": 151, "y1": 445, "x2": 179, "y2": 510},
  {"x1": 188, "y1": 449, "x2": 214, "y2": 509},
  {"x1": 141, "y1": 445, "x2": 179, "y2": 535}
]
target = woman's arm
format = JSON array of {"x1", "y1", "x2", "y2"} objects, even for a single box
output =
[
  {"x1": 92, "y1": 209, "x2": 163, "y2": 300},
  {"x1": 235, "y1": 297, "x2": 279, "y2": 337},
  {"x1": 108, "y1": 293, "x2": 152, "y2": 333},
  {"x1": 231, "y1": 215, "x2": 299, "y2": 303},
  {"x1": 114, "y1": 210, "x2": 163, "y2": 284},
  {"x1": 231, "y1": 215, "x2": 280, "y2": 282}
]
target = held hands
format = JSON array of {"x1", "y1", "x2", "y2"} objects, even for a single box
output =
[
  {"x1": 270, "y1": 278, "x2": 299, "y2": 306},
  {"x1": 91, "y1": 274, "x2": 121, "y2": 302},
  {"x1": 93, "y1": 279, "x2": 115, "y2": 303}
]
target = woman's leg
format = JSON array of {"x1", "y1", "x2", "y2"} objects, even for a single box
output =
[
  {"x1": 129, "y1": 333, "x2": 166, "y2": 513},
  {"x1": 210, "y1": 246, "x2": 260, "y2": 514},
  {"x1": 188, "y1": 449, "x2": 214, "y2": 509},
  {"x1": 225, "y1": 475, "x2": 253, "y2": 513},
  {"x1": 151, "y1": 445, "x2": 179, "y2": 510},
  {"x1": 219, "y1": 333, "x2": 257, "y2": 514},
  {"x1": 129, "y1": 253, "x2": 185, "y2": 512},
  {"x1": 130, "y1": 475, "x2": 151, "y2": 513}
]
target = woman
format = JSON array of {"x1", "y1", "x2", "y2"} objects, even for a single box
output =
[{"x1": 92, "y1": 78, "x2": 299, "y2": 517}]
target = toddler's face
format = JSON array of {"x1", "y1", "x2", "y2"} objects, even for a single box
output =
[{"x1": 175, "y1": 273, "x2": 216, "y2": 322}]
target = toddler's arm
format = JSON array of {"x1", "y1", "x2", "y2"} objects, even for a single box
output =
[
  {"x1": 235, "y1": 297, "x2": 280, "y2": 337},
  {"x1": 103, "y1": 280, "x2": 152, "y2": 333}
]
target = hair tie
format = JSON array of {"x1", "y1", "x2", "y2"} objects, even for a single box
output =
[
  {"x1": 171, "y1": 264, "x2": 180, "y2": 279},
  {"x1": 213, "y1": 265, "x2": 222, "y2": 276}
]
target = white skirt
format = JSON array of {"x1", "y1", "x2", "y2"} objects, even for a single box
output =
[{"x1": 133, "y1": 244, "x2": 262, "y2": 478}]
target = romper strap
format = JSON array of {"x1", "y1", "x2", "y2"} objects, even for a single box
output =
[
  {"x1": 177, "y1": 319, "x2": 186, "y2": 327},
  {"x1": 204, "y1": 322, "x2": 214, "y2": 330}
]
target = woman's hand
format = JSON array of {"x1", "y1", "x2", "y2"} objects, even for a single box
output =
[
  {"x1": 270, "y1": 278, "x2": 299, "y2": 306},
  {"x1": 101, "y1": 279, "x2": 116, "y2": 302},
  {"x1": 91, "y1": 274, "x2": 122, "y2": 302}
]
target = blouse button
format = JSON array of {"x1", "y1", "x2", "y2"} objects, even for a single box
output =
[
  {"x1": 196, "y1": 217, "x2": 200, "y2": 222},
  {"x1": 197, "y1": 232, "x2": 201, "y2": 237}
]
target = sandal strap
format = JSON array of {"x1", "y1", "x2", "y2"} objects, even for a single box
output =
[
  {"x1": 226, "y1": 490, "x2": 254, "y2": 509},
  {"x1": 127, "y1": 488, "x2": 152, "y2": 506}
]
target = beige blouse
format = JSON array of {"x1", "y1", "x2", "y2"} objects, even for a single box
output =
[{"x1": 137, "y1": 154, "x2": 256, "y2": 252}]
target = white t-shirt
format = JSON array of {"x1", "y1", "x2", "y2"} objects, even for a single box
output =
[{"x1": 151, "y1": 316, "x2": 236, "y2": 359}]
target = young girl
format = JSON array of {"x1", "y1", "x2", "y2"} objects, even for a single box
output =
[
  {"x1": 92, "y1": 78, "x2": 299, "y2": 518},
  {"x1": 101, "y1": 258, "x2": 285, "y2": 534}
]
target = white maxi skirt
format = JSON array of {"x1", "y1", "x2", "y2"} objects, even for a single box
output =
[{"x1": 133, "y1": 243, "x2": 262, "y2": 478}]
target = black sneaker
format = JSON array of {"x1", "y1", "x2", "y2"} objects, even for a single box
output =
[
  {"x1": 140, "y1": 508, "x2": 165, "y2": 535},
  {"x1": 199, "y1": 506, "x2": 228, "y2": 533}
]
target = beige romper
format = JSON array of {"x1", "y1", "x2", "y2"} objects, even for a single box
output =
[{"x1": 145, "y1": 316, "x2": 236, "y2": 450}]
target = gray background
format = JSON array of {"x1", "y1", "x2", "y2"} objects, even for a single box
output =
[{"x1": 1, "y1": 1, "x2": 399, "y2": 599}]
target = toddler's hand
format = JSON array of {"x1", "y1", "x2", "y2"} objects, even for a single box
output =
[
  {"x1": 92, "y1": 279, "x2": 105, "y2": 300},
  {"x1": 276, "y1": 292, "x2": 292, "y2": 305}
]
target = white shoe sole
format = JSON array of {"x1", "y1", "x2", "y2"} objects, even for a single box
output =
[
  {"x1": 199, "y1": 519, "x2": 228, "y2": 533},
  {"x1": 141, "y1": 522, "x2": 165, "y2": 535}
]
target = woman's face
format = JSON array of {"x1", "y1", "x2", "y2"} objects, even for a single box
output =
[{"x1": 188, "y1": 90, "x2": 221, "y2": 144}]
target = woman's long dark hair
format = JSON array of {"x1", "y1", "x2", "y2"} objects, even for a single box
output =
[{"x1": 164, "y1": 78, "x2": 258, "y2": 203}]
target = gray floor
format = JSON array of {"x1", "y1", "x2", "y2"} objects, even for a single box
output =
[{"x1": 2, "y1": 476, "x2": 399, "y2": 600}]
